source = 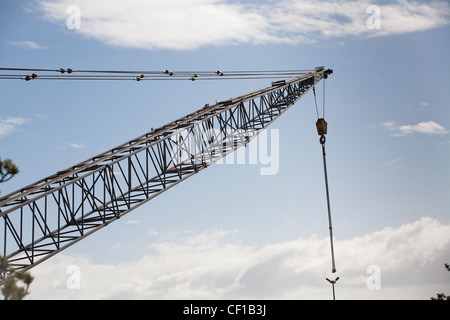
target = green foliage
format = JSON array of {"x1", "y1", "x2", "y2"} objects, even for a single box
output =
[
  {"x1": 431, "y1": 293, "x2": 449, "y2": 300},
  {"x1": 0, "y1": 158, "x2": 33, "y2": 299},
  {"x1": 430, "y1": 263, "x2": 450, "y2": 300},
  {"x1": 0, "y1": 256, "x2": 34, "y2": 300},
  {"x1": 0, "y1": 158, "x2": 19, "y2": 183}
]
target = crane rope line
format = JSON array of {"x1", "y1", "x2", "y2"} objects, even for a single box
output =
[
  {"x1": 323, "y1": 77, "x2": 326, "y2": 119},
  {"x1": 314, "y1": 78, "x2": 337, "y2": 274},
  {"x1": 0, "y1": 76, "x2": 309, "y2": 81},
  {"x1": 0, "y1": 67, "x2": 315, "y2": 82},
  {"x1": 0, "y1": 67, "x2": 314, "y2": 73},
  {"x1": 313, "y1": 86, "x2": 320, "y2": 119}
]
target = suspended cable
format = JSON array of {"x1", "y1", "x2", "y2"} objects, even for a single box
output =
[
  {"x1": 320, "y1": 133, "x2": 337, "y2": 274},
  {"x1": 314, "y1": 79, "x2": 336, "y2": 274},
  {"x1": 0, "y1": 67, "x2": 315, "y2": 82},
  {"x1": 313, "y1": 86, "x2": 320, "y2": 119},
  {"x1": 323, "y1": 78, "x2": 326, "y2": 119},
  {"x1": 0, "y1": 67, "x2": 314, "y2": 74},
  {"x1": 0, "y1": 75, "x2": 308, "y2": 82}
]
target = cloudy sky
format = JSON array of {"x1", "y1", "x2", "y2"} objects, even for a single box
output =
[{"x1": 1, "y1": 0, "x2": 449, "y2": 300}]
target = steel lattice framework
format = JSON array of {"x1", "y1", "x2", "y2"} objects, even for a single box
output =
[{"x1": 0, "y1": 67, "x2": 332, "y2": 271}]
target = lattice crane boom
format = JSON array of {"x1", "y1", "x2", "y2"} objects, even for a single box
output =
[{"x1": 0, "y1": 67, "x2": 333, "y2": 271}]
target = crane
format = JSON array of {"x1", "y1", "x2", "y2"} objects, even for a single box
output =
[{"x1": 0, "y1": 67, "x2": 333, "y2": 271}]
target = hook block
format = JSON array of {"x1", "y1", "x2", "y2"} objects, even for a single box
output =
[{"x1": 316, "y1": 118, "x2": 327, "y2": 136}]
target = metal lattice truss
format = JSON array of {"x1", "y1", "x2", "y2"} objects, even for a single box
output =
[{"x1": 0, "y1": 68, "x2": 332, "y2": 271}]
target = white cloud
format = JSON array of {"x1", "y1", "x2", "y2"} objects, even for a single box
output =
[
  {"x1": 398, "y1": 121, "x2": 448, "y2": 136},
  {"x1": 111, "y1": 243, "x2": 122, "y2": 250},
  {"x1": 27, "y1": 217, "x2": 450, "y2": 300},
  {"x1": 380, "y1": 157, "x2": 403, "y2": 173},
  {"x1": 8, "y1": 40, "x2": 47, "y2": 50},
  {"x1": 383, "y1": 157, "x2": 401, "y2": 168},
  {"x1": 125, "y1": 219, "x2": 141, "y2": 225},
  {"x1": 0, "y1": 117, "x2": 30, "y2": 138},
  {"x1": 37, "y1": 0, "x2": 450, "y2": 51},
  {"x1": 370, "y1": 0, "x2": 450, "y2": 36},
  {"x1": 68, "y1": 142, "x2": 86, "y2": 149},
  {"x1": 381, "y1": 121, "x2": 448, "y2": 136}
]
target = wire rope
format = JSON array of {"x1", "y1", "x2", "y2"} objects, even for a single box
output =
[{"x1": 0, "y1": 67, "x2": 315, "y2": 82}]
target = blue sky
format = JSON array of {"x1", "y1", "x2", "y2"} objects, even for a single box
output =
[{"x1": 1, "y1": 0, "x2": 450, "y2": 300}]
